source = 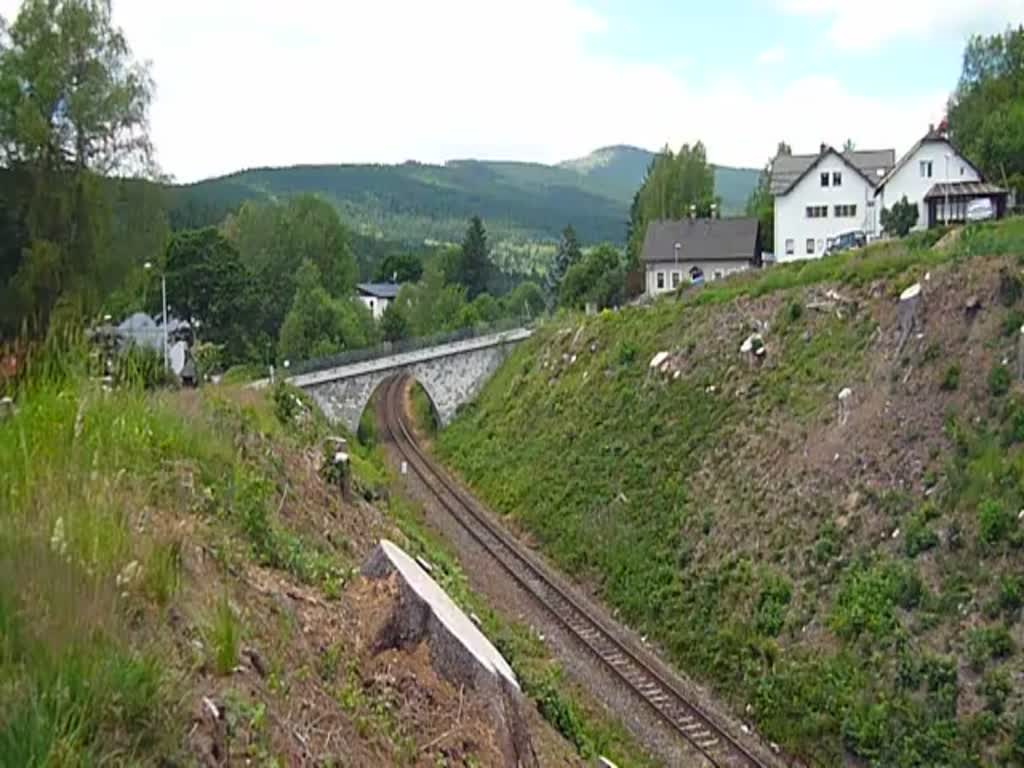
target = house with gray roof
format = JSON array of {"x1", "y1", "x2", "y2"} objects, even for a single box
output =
[
  {"x1": 771, "y1": 144, "x2": 895, "y2": 262},
  {"x1": 356, "y1": 282, "x2": 400, "y2": 320},
  {"x1": 641, "y1": 217, "x2": 762, "y2": 296}
]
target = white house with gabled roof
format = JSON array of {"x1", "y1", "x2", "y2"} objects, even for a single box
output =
[
  {"x1": 771, "y1": 145, "x2": 894, "y2": 262},
  {"x1": 874, "y1": 126, "x2": 1007, "y2": 229}
]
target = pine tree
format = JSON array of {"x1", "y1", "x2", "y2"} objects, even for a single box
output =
[
  {"x1": 547, "y1": 224, "x2": 582, "y2": 297},
  {"x1": 456, "y1": 216, "x2": 490, "y2": 299}
]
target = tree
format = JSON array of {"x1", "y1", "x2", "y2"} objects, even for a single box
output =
[
  {"x1": 843, "y1": 139, "x2": 857, "y2": 152},
  {"x1": 163, "y1": 228, "x2": 253, "y2": 362},
  {"x1": 375, "y1": 251, "x2": 423, "y2": 284},
  {"x1": 746, "y1": 142, "x2": 789, "y2": 254},
  {"x1": 453, "y1": 216, "x2": 490, "y2": 299},
  {"x1": 394, "y1": 263, "x2": 468, "y2": 337},
  {"x1": 881, "y1": 196, "x2": 920, "y2": 237},
  {"x1": 380, "y1": 301, "x2": 409, "y2": 343},
  {"x1": 503, "y1": 280, "x2": 545, "y2": 321},
  {"x1": 278, "y1": 259, "x2": 376, "y2": 362},
  {"x1": 0, "y1": 0, "x2": 155, "y2": 332},
  {"x1": 560, "y1": 244, "x2": 625, "y2": 311},
  {"x1": 547, "y1": 224, "x2": 583, "y2": 297},
  {"x1": 949, "y1": 26, "x2": 1024, "y2": 194}
]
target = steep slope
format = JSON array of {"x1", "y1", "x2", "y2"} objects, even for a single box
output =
[
  {"x1": 435, "y1": 219, "x2": 1024, "y2": 766},
  {"x1": 0, "y1": 359, "x2": 651, "y2": 766}
]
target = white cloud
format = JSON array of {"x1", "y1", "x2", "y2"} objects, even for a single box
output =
[
  {"x1": 0, "y1": 0, "x2": 958, "y2": 180},
  {"x1": 780, "y1": 0, "x2": 1024, "y2": 51},
  {"x1": 757, "y1": 46, "x2": 787, "y2": 64}
]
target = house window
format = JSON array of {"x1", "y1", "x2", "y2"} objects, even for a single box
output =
[
  {"x1": 369, "y1": 299, "x2": 375, "y2": 311},
  {"x1": 832, "y1": 172, "x2": 842, "y2": 187},
  {"x1": 920, "y1": 160, "x2": 933, "y2": 178},
  {"x1": 785, "y1": 238, "x2": 794, "y2": 255},
  {"x1": 806, "y1": 205, "x2": 828, "y2": 219},
  {"x1": 671, "y1": 272, "x2": 681, "y2": 288},
  {"x1": 820, "y1": 172, "x2": 830, "y2": 187},
  {"x1": 834, "y1": 204, "x2": 858, "y2": 217},
  {"x1": 713, "y1": 270, "x2": 724, "y2": 281},
  {"x1": 656, "y1": 272, "x2": 665, "y2": 290},
  {"x1": 806, "y1": 238, "x2": 816, "y2": 255}
]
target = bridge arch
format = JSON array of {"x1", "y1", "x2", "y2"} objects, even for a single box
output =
[{"x1": 291, "y1": 329, "x2": 530, "y2": 434}]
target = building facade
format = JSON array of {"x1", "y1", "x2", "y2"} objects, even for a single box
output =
[
  {"x1": 771, "y1": 147, "x2": 894, "y2": 262},
  {"x1": 642, "y1": 218, "x2": 761, "y2": 296}
]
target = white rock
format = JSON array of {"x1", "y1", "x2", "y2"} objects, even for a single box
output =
[
  {"x1": 649, "y1": 351, "x2": 670, "y2": 369},
  {"x1": 892, "y1": 529, "x2": 901, "y2": 539},
  {"x1": 900, "y1": 283, "x2": 922, "y2": 301},
  {"x1": 673, "y1": 371, "x2": 681, "y2": 380},
  {"x1": 740, "y1": 333, "x2": 764, "y2": 354},
  {"x1": 202, "y1": 696, "x2": 220, "y2": 720},
  {"x1": 838, "y1": 387, "x2": 853, "y2": 401},
  {"x1": 116, "y1": 560, "x2": 141, "y2": 588}
]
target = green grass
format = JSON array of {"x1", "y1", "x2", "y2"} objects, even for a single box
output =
[
  {"x1": 432, "y1": 218, "x2": 1024, "y2": 766},
  {"x1": 207, "y1": 593, "x2": 242, "y2": 676}
]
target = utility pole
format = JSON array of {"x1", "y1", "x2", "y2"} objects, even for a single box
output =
[{"x1": 145, "y1": 261, "x2": 169, "y2": 371}]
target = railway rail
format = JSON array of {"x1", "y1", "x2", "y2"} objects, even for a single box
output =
[{"x1": 380, "y1": 374, "x2": 776, "y2": 768}]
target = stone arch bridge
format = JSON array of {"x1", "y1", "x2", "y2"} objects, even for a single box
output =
[{"x1": 287, "y1": 329, "x2": 532, "y2": 433}]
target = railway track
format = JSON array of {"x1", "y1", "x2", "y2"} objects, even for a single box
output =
[{"x1": 380, "y1": 374, "x2": 775, "y2": 768}]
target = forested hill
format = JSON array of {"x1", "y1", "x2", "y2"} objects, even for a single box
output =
[{"x1": 168, "y1": 147, "x2": 759, "y2": 245}]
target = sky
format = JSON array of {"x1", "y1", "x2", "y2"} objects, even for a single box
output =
[{"x1": 1, "y1": 0, "x2": 1021, "y2": 182}]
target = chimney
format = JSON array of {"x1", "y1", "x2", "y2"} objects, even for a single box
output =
[{"x1": 820, "y1": 142, "x2": 828, "y2": 154}]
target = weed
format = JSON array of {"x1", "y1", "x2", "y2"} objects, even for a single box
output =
[
  {"x1": 617, "y1": 340, "x2": 638, "y2": 365},
  {"x1": 966, "y1": 625, "x2": 1015, "y2": 671},
  {"x1": 141, "y1": 539, "x2": 182, "y2": 606},
  {"x1": 904, "y1": 512, "x2": 940, "y2": 557},
  {"x1": 979, "y1": 668, "x2": 1011, "y2": 714},
  {"x1": 978, "y1": 498, "x2": 1017, "y2": 546},
  {"x1": 940, "y1": 364, "x2": 961, "y2": 391},
  {"x1": 997, "y1": 574, "x2": 1024, "y2": 620},
  {"x1": 988, "y1": 364, "x2": 1011, "y2": 397},
  {"x1": 207, "y1": 593, "x2": 242, "y2": 676}
]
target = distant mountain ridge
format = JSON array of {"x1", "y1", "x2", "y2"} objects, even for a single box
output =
[{"x1": 169, "y1": 146, "x2": 759, "y2": 248}]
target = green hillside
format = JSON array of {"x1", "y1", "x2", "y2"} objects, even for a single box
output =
[
  {"x1": 433, "y1": 219, "x2": 1024, "y2": 766},
  {"x1": 167, "y1": 148, "x2": 759, "y2": 247}
]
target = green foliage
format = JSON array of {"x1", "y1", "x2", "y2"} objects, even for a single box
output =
[
  {"x1": 941, "y1": 364, "x2": 961, "y2": 391},
  {"x1": 989, "y1": 364, "x2": 1012, "y2": 396},
  {"x1": 755, "y1": 574, "x2": 792, "y2": 637},
  {"x1": 278, "y1": 259, "x2": 377, "y2": 363},
  {"x1": 881, "y1": 196, "x2": 920, "y2": 238},
  {"x1": 978, "y1": 498, "x2": 1017, "y2": 545},
  {"x1": 560, "y1": 243, "x2": 625, "y2": 310},
  {"x1": 904, "y1": 509, "x2": 940, "y2": 557},
  {"x1": 375, "y1": 251, "x2": 423, "y2": 284},
  {"x1": 626, "y1": 142, "x2": 717, "y2": 269},
  {"x1": 380, "y1": 300, "x2": 409, "y2": 342},
  {"x1": 966, "y1": 625, "x2": 1015, "y2": 670},
  {"x1": 208, "y1": 593, "x2": 241, "y2": 676},
  {"x1": 949, "y1": 25, "x2": 1024, "y2": 195},
  {"x1": 830, "y1": 559, "x2": 905, "y2": 642},
  {"x1": 979, "y1": 667, "x2": 1011, "y2": 713},
  {"x1": 548, "y1": 224, "x2": 584, "y2": 296},
  {"x1": 503, "y1": 280, "x2": 546, "y2": 320},
  {"x1": 453, "y1": 216, "x2": 491, "y2": 299}
]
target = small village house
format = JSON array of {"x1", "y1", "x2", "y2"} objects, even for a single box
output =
[
  {"x1": 356, "y1": 282, "x2": 400, "y2": 320},
  {"x1": 772, "y1": 125, "x2": 1008, "y2": 263},
  {"x1": 642, "y1": 217, "x2": 762, "y2": 296}
]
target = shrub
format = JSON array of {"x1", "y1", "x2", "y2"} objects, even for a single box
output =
[
  {"x1": 940, "y1": 364, "x2": 960, "y2": 392},
  {"x1": 617, "y1": 340, "x2": 637, "y2": 366},
  {"x1": 978, "y1": 498, "x2": 1016, "y2": 545},
  {"x1": 830, "y1": 560, "x2": 900, "y2": 642},
  {"x1": 904, "y1": 513, "x2": 940, "y2": 557},
  {"x1": 998, "y1": 574, "x2": 1024, "y2": 620},
  {"x1": 989, "y1": 364, "x2": 1011, "y2": 397},
  {"x1": 787, "y1": 301, "x2": 803, "y2": 323},
  {"x1": 755, "y1": 575, "x2": 792, "y2": 637},
  {"x1": 966, "y1": 625, "x2": 1015, "y2": 671},
  {"x1": 998, "y1": 267, "x2": 1023, "y2": 307},
  {"x1": 979, "y1": 668, "x2": 1011, "y2": 714}
]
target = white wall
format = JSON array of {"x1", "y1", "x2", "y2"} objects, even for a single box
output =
[
  {"x1": 358, "y1": 295, "x2": 390, "y2": 320},
  {"x1": 877, "y1": 140, "x2": 980, "y2": 231},
  {"x1": 774, "y1": 153, "x2": 880, "y2": 263},
  {"x1": 646, "y1": 261, "x2": 751, "y2": 294}
]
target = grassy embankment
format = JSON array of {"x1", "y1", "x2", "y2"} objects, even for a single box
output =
[
  {"x1": 434, "y1": 218, "x2": 1024, "y2": 766},
  {"x1": 0, "y1": 337, "x2": 656, "y2": 766}
]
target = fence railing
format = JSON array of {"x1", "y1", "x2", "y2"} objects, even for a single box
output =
[{"x1": 288, "y1": 317, "x2": 529, "y2": 377}]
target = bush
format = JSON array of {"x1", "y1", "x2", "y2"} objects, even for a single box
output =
[
  {"x1": 998, "y1": 574, "x2": 1024, "y2": 620},
  {"x1": 978, "y1": 498, "x2": 1016, "y2": 545},
  {"x1": 940, "y1": 364, "x2": 960, "y2": 392},
  {"x1": 979, "y1": 668, "x2": 1011, "y2": 714},
  {"x1": 966, "y1": 625, "x2": 1015, "y2": 670},
  {"x1": 904, "y1": 512, "x2": 940, "y2": 557},
  {"x1": 755, "y1": 575, "x2": 792, "y2": 637},
  {"x1": 207, "y1": 593, "x2": 241, "y2": 676},
  {"x1": 989, "y1": 364, "x2": 1011, "y2": 397}
]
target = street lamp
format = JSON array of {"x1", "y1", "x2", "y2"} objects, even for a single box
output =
[{"x1": 144, "y1": 261, "x2": 169, "y2": 371}]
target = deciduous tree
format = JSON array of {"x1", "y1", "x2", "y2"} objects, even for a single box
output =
[{"x1": 881, "y1": 196, "x2": 919, "y2": 238}]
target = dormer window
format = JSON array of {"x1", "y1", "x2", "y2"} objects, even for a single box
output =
[
  {"x1": 920, "y1": 160, "x2": 933, "y2": 178},
  {"x1": 820, "y1": 172, "x2": 830, "y2": 187}
]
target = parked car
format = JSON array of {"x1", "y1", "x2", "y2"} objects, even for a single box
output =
[
  {"x1": 966, "y1": 198, "x2": 995, "y2": 222},
  {"x1": 825, "y1": 230, "x2": 867, "y2": 255}
]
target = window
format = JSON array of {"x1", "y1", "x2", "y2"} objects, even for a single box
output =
[
  {"x1": 960, "y1": 165, "x2": 966, "y2": 176},
  {"x1": 920, "y1": 160, "x2": 933, "y2": 178},
  {"x1": 806, "y1": 238, "x2": 816, "y2": 255},
  {"x1": 832, "y1": 171, "x2": 842, "y2": 187},
  {"x1": 785, "y1": 238, "x2": 794, "y2": 255},
  {"x1": 834, "y1": 204, "x2": 858, "y2": 217},
  {"x1": 806, "y1": 205, "x2": 828, "y2": 218},
  {"x1": 820, "y1": 172, "x2": 830, "y2": 187},
  {"x1": 713, "y1": 270, "x2": 724, "y2": 281},
  {"x1": 671, "y1": 272, "x2": 681, "y2": 288},
  {"x1": 656, "y1": 272, "x2": 665, "y2": 290}
]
